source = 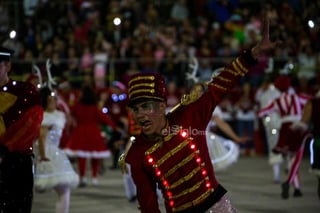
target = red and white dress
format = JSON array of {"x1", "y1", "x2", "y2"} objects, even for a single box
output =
[
  {"x1": 64, "y1": 104, "x2": 116, "y2": 158},
  {"x1": 258, "y1": 90, "x2": 311, "y2": 153}
]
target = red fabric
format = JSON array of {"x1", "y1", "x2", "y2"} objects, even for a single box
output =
[
  {"x1": 258, "y1": 92, "x2": 309, "y2": 118},
  {"x1": 78, "y1": 157, "x2": 86, "y2": 177},
  {"x1": 0, "y1": 106, "x2": 43, "y2": 152},
  {"x1": 91, "y1": 158, "x2": 99, "y2": 178},
  {"x1": 65, "y1": 104, "x2": 114, "y2": 154},
  {"x1": 273, "y1": 122, "x2": 311, "y2": 153}
]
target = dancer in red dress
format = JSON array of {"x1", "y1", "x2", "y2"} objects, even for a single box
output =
[{"x1": 64, "y1": 85, "x2": 116, "y2": 186}]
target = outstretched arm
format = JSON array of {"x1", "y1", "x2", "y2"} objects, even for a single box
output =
[
  {"x1": 213, "y1": 115, "x2": 250, "y2": 143},
  {"x1": 208, "y1": 14, "x2": 282, "y2": 105}
]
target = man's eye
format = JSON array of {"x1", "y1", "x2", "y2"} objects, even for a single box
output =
[{"x1": 141, "y1": 103, "x2": 153, "y2": 109}]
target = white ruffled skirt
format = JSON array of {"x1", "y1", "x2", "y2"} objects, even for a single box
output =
[
  {"x1": 206, "y1": 132, "x2": 240, "y2": 172},
  {"x1": 34, "y1": 142, "x2": 79, "y2": 192}
]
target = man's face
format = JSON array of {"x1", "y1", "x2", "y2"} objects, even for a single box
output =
[{"x1": 131, "y1": 101, "x2": 166, "y2": 136}]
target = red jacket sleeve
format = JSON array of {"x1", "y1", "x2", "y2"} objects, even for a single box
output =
[{"x1": 0, "y1": 105, "x2": 43, "y2": 152}]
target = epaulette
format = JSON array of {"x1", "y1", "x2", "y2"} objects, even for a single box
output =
[
  {"x1": 169, "y1": 90, "x2": 201, "y2": 114},
  {"x1": 118, "y1": 136, "x2": 136, "y2": 174}
]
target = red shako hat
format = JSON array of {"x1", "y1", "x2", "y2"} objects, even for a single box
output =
[{"x1": 127, "y1": 72, "x2": 166, "y2": 107}]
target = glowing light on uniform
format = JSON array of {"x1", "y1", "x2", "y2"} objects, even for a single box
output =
[
  {"x1": 190, "y1": 144, "x2": 196, "y2": 149},
  {"x1": 196, "y1": 157, "x2": 201, "y2": 163},
  {"x1": 156, "y1": 169, "x2": 161, "y2": 176},
  {"x1": 147, "y1": 156, "x2": 154, "y2": 164},
  {"x1": 202, "y1": 169, "x2": 207, "y2": 176},
  {"x1": 271, "y1": 128, "x2": 277, "y2": 135},
  {"x1": 180, "y1": 130, "x2": 188, "y2": 138}
]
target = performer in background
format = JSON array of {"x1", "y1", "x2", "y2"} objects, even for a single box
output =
[
  {"x1": 255, "y1": 77, "x2": 283, "y2": 183},
  {"x1": 120, "y1": 16, "x2": 281, "y2": 213},
  {"x1": 0, "y1": 46, "x2": 43, "y2": 212},
  {"x1": 34, "y1": 85, "x2": 79, "y2": 213},
  {"x1": 190, "y1": 82, "x2": 249, "y2": 172},
  {"x1": 258, "y1": 75, "x2": 311, "y2": 199},
  {"x1": 64, "y1": 85, "x2": 117, "y2": 187}
]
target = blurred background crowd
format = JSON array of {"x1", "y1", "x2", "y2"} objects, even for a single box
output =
[{"x1": 1, "y1": 0, "x2": 320, "y2": 157}]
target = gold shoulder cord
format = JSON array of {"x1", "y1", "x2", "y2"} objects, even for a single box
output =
[
  {"x1": 0, "y1": 92, "x2": 17, "y2": 135},
  {"x1": 118, "y1": 137, "x2": 135, "y2": 174},
  {"x1": 169, "y1": 90, "x2": 201, "y2": 114}
]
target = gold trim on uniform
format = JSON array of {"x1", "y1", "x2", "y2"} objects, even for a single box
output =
[
  {"x1": 163, "y1": 132, "x2": 176, "y2": 142},
  {"x1": 232, "y1": 61, "x2": 245, "y2": 76},
  {"x1": 153, "y1": 139, "x2": 190, "y2": 168},
  {"x1": 169, "y1": 166, "x2": 201, "y2": 189},
  {"x1": 235, "y1": 58, "x2": 248, "y2": 73},
  {"x1": 129, "y1": 89, "x2": 155, "y2": 98},
  {"x1": 173, "y1": 189, "x2": 214, "y2": 212},
  {"x1": 215, "y1": 76, "x2": 232, "y2": 83},
  {"x1": 224, "y1": 68, "x2": 239, "y2": 76},
  {"x1": 145, "y1": 126, "x2": 186, "y2": 155},
  {"x1": 210, "y1": 83, "x2": 227, "y2": 91},
  {"x1": 128, "y1": 75, "x2": 155, "y2": 85},
  {"x1": 172, "y1": 179, "x2": 205, "y2": 199},
  {"x1": 118, "y1": 137, "x2": 136, "y2": 174},
  {"x1": 145, "y1": 141, "x2": 162, "y2": 156},
  {"x1": 128, "y1": 83, "x2": 155, "y2": 93},
  {"x1": 162, "y1": 153, "x2": 196, "y2": 181},
  {"x1": 0, "y1": 92, "x2": 17, "y2": 136}
]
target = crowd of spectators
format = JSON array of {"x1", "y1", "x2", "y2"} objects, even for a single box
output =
[
  {"x1": 1, "y1": 0, "x2": 320, "y2": 155},
  {"x1": 0, "y1": 0, "x2": 318, "y2": 89}
]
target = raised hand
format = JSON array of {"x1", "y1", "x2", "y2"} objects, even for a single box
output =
[{"x1": 251, "y1": 14, "x2": 283, "y2": 58}]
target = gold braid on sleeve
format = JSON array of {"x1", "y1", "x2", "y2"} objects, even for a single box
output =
[{"x1": 118, "y1": 137, "x2": 135, "y2": 174}]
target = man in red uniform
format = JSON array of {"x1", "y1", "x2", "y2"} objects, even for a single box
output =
[
  {"x1": 0, "y1": 46, "x2": 43, "y2": 212},
  {"x1": 121, "y1": 17, "x2": 281, "y2": 212}
]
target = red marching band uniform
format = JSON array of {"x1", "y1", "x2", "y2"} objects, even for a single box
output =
[
  {"x1": 0, "y1": 79, "x2": 43, "y2": 210},
  {"x1": 121, "y1": 50, "x2": 257, "y2": 212},
  {"x1": 0, "y1": 80, "x2": 43, "y2": 152}
]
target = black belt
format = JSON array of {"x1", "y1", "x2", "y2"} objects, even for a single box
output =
[{"x1": 177, "y1": 184, "x2": 227, "y2": 213}]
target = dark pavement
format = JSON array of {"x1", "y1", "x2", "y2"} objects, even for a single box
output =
[{"x1": 32, "y1": 155, "x2": 320, "y2": 213}]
